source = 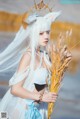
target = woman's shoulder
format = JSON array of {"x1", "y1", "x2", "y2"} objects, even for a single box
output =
[
  {"x1": 22, "y1": 48, "x2": 31, "y2": 61},
  {"x1": 18, "y1": 48, "x2": 31, "y2": 68},
  {"x1": 24, "y1": 48, "x2": 31, "y2": 56}
]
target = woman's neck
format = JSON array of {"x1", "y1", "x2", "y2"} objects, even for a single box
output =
[
  {"x1": 36, "y1": 47, "x2": 41, "y2": 57},
  {"x1": 36, "y1": 46, "x2": 46, "y2": 53},
  {"x1": 28, "y1": 46, "x2": 46, "y2": 56}
]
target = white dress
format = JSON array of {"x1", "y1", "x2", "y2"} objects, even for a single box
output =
[{"x1": 0, "y1": 52, "x2": 51, "y2": 119}]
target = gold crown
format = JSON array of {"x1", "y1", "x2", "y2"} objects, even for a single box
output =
[
  {"x1": 22, "y1": 0, "x2": 54, "y2": 29},
  {"x1": 30, "y1": 0, "x2": 53, "y2": 12}
]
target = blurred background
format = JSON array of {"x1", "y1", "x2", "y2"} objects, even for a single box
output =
[{"x1": 0, "y1": 0, "x2": 80, "y2": 119}]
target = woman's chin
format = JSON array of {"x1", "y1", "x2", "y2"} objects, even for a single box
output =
[{"x1": 41, "y1": 43, "x2": 48, "y2": 46}]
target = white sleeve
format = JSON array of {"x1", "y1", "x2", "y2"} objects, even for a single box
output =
[{"x1": 9, "y1": 66, "x2": 30, "y2": 86}]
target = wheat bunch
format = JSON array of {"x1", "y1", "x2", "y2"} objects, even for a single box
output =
[{"x1": 48, "y1": 34, "x2": 72, "y2": 119}]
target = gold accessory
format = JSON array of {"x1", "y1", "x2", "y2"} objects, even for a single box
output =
[{"x1": 22, "y1": 0, "x2": 54, "y2": 29}]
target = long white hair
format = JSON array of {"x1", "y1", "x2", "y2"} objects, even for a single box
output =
[{"x1": 0, "y1": 11, "x2": 61, "y2": 88}]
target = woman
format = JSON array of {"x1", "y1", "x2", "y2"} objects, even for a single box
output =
[{"x1": 0, "y1": 11, "x2": 61, "y2": 119}]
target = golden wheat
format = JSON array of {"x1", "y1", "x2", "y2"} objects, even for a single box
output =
[{"x1": 48, "y1": 35, "x2": 72, "y2": 119}]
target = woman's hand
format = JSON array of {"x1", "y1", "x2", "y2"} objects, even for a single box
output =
[
  {"x1": 41, "y1": 92, "x2": 58, "y2": 103},
  {"x1": 33, "y1": 92, "x2": 43, "y2": 101}
]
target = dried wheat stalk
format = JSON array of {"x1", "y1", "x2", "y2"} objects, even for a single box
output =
[{"x1": 48, "y1": 34, "x2": 72, "y2": 119}]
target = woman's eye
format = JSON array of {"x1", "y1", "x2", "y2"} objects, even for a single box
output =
[
  {"x1": 46, "y1": 31, "x2": 50, "y2": 34},
  {"x1": 39, "y1": 32, "x2": 44, "y2": 35}
]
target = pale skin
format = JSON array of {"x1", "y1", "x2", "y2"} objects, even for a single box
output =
[{"x1": 10, "y1": 30, "x2": 58, "y2": 103}]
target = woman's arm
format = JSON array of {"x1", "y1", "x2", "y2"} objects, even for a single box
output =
[{"x1": 10, "y1": 52, "x2": 41, "y2": 101}]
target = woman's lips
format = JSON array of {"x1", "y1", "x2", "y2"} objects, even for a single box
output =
[{"x1": 44, "y1": 40, "x2": 48, "y2": 43}]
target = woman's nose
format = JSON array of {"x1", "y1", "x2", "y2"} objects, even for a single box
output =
[{"x1": 44, "y1": 32, "x2": 49, "y2": 38}]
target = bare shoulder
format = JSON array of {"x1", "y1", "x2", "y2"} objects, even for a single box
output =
[{"x1": 17, "y1": 49, "x2": 31, "y2": 72}]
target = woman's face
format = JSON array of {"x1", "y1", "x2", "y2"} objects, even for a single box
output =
[{"x1": 38, "y1": 30, "x2": 50, "y2": 47}]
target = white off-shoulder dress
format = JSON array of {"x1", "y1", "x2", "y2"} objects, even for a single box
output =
[{"x1": 0, "y1": 52, "x2": 51, "y2": 119}]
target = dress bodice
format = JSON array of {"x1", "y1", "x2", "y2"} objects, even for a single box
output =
[
  {"x1": 26, "y1": 51, "x2": 49, "y2": 92},
  {"x1": 32, "y1": 52, "x2": 49, "y2": 85}
]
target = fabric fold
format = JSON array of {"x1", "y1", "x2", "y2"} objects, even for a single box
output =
[{"x1": 25, "y1": 102, "x2": 42, "y2": 119}]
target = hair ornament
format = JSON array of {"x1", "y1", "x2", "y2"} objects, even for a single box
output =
[{"x1": 24, "y1": 13, "x2": 40, "y2": 25}]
